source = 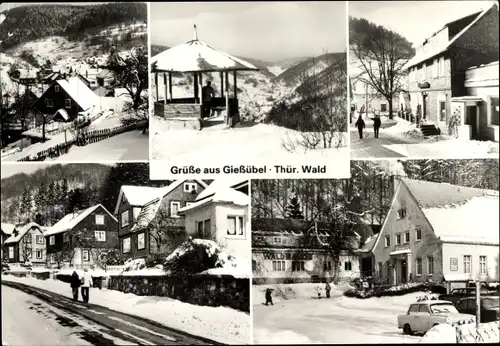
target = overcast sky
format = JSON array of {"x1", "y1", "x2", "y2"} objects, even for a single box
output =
[
  {"x1": 150, "y1": 1, "x2": 347, "y2": 62},
  {"x1": 349, "y1": 0, "x2": 493, "y2": 47}
]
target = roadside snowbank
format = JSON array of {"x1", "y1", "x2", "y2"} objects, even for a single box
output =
[
  {"x1": 420, "y1": 324, "x2": 457, "y2": 343},
  {"x1": 2, "y1": 275, "x2": 249, "y2": 344}
]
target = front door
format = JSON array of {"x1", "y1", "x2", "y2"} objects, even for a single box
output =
[
  {"x1": 401, "y1": 259, "x2": 407, "y2": 284},
  {"x1": 467, "y1": 106, "x2": 478, "y2": 139},
  {"x1": 423, "y1": 94, "x2": 429, "y2": 121}
]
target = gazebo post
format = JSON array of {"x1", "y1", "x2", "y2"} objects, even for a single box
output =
[
  {"x1": 225, "y1": 70, "x2": 229, "y2": 124},
  {"x1": 199, "y1": 72, "x2": 203, "y2": 95},
  {"x1": 168, "y1": 72, "x2": 173, "y2": 101},
  {"x1": 193, "y1": 72, "x2": 199, "y2": 103},
  {"x1": 155, "y1": 72, "x2": 159, "y2": 102},
  {"x1": 163, "y1": 72, "x2": 167, "y2": 105},
  {"x1": 233, "y1": 70, "x2": 237, "y2": 100},
  {"x1": 220, "y1": 71, "x2": 224, "y2": 98}
]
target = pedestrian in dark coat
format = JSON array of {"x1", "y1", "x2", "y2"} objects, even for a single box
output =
[
  {"x1": 325, "y1": 281, "x2": 331, "y2": 298},
  {"x1": 373, "y1": 114, "x2": 381, "y2": 138},
  {"x1": 265, "y1": 288, "x2": 274, "y2": 306},
  {"x1": 70, "y1": 271, "x2": 81, "y2": 301},
  {"x1": 355, "y1": 115, "x2": 365, "y2": 139}
]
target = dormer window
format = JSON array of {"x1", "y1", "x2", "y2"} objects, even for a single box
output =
[
  {"x1": 121, "y1": 194, "x2": 126, "y2": 203},
  {"x1": 397, "y1": 208, "x2": 407, "y2": 219},
  {"x1": 183, "y1": 182, "x2": 197, "y2": 193},
  {"x1": 55, "y1": 85, "x2": 60, "y2": 92}
]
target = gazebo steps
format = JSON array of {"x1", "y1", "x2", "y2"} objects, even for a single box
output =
[{"x1": 162, "y1": 117, "x2": 202, "y2": 131}]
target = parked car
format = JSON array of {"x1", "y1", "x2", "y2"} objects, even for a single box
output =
[
  {"x1": 456, "y1": 296, "x2": 500, "y2": 323},
  {"x1": 397, "y1": 300, "x2": 475, "y2": 335},
  {"x1": 439, "y1": 287, "x2": 496, "y2": 304}
]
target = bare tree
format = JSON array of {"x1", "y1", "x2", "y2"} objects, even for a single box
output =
[
  {"x1": 147, "y1": 208, "x2": 187, "y2": 255},
  {"x1": 349, "y1": 17, "x2": 415, "y2": 120},
  {"x1": 282, "y1": 53, "x2": 347, "y2": 152},
  {"x1": 19, "y1": 235, "x2": 33, "y2": 263}
]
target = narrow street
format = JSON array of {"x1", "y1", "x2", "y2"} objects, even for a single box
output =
[
  {"x1": 350, "y1": 128, "x2": 421, "y2": 158},
  {"x1": 2, "y1": 281, "x2": 223, "y2": 346}
]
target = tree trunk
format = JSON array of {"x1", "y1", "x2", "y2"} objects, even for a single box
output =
[{"x1": 388, "y1": 97, "x2": 393, "y2": 120}]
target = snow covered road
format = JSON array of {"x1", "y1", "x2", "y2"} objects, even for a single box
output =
[
  {"x1": 2, "y1": 281, "x2": 224, "y2": 345},
  {"x1": 350, "y1": 129, "x2": 418, "y2": 158},
  {"x1": 252, "y1": 289, "x2": 422, "y2": 344}
]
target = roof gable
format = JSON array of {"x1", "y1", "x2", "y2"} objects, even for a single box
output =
[
  {"x1": 4, "y1": 222, "x2": 44, "y2": 244},
  {"x1": 56, "y1": 77, "x2": 98, "y2": 111}
]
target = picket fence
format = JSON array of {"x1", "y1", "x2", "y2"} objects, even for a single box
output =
[
  {"x1": 456, "y1": 321, "x2": 500, "y2": 343},
  {"x1": 17, "y1": 121, "x2": 147, "y2": 162}
]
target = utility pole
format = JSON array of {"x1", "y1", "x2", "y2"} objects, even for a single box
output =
[{"x1": 475, "y1": 280, "x2": 481, "y2": 328}]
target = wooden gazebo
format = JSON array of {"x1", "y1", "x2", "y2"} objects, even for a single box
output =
[{"x1": 151, "y1": 25, "x2": 259, "y2": 129}]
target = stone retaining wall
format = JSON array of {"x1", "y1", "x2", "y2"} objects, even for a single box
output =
[
  {"x1": 154, "y1": 102, "x2": 201, "y2": 118},
  {"x1": 108, "y1": 274, "x2": 249, "y2": 312}
]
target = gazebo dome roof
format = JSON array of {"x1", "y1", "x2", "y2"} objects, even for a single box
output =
[{"x1": 151, "y1": 25, "x2": 259, "y2": 73}]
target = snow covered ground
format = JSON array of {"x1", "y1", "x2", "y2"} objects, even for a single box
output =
[
  {"x1": 252, "y1": 283, "x2": 424, "y2": 344},
  {"x1": 151, "y1": 116, "x2": 349, "y2": 179},
  {"x1": 2, "y1": 275, "x2": 250, "y2": 344}
]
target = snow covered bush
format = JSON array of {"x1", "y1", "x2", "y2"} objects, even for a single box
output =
[{"x1": 344, "y1": 282, "x2": 446, "y2": 299}]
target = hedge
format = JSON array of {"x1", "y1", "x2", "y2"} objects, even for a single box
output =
[{"x1": 344, "y1": 282, "x2": 446, "y2": 299}]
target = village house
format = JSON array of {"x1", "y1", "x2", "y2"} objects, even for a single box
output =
[
  {"x1": 405, "y1": 3, "x2": 499, "y2": 139},
  {"x1": 178, "y1": 180, "x2": 250, "y2": 257},
  {"x1": 252, "y1": 218, "x2": 362, "y2": 284},
  {"x1": 1, "y1": 223, "x2": 16, "y2": 259},
  {"x1": 33, "y1": 76, "x2": 99, "y2": 123},
  {"x1": 3, "y1": 222, "x2": 47, "y2": 265},
  {"x1": 366, "y1": 177, "x2": 499, "y2": 291},
  {"x1": 350, "y1": 77, "x2": 401, "y2": 117},
  {"x1": 114, "y1": 180, "x2": 207, "y2": 260},
  {"x1": 44, "y1": 204, "x2": 118, "y2": 269}
]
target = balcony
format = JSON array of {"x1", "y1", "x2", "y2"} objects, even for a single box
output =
[{"x1": 465, "y1": 62, "x2": 499, "y2": 88}]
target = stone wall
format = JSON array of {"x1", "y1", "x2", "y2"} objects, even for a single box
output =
[
  {"x1": 154, "y1": 102, "x2": 201, "y2": 119},
  {"x1": 108, "y1": 274, "x2": 249, "y2": 312}
]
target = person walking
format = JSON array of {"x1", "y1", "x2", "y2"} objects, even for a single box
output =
[
  {"x1": 355, "y1": 115, "x2": 366, "y2": 139},
  {"x1": 264, "y1": 288, "x2": 274, "y2": 306},
  {"x1": 373, "y1": 114, "x2": 381, "y2": 138},
  {"x1": 80, "y1": 268, "x2": 93, "y2": 303},
  {"x1": 325, "y1": 281, "x2": 331, "y2": 299},
  {"x1": 70, "y1": 271, "x2": 81, "y2": 301},
  {"x1": 201, "y1": 81, "x2": 215, "y2": 118}
]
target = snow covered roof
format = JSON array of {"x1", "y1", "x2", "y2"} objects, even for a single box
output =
[
  {"x1": 52, "y1": 108, "x2": 70, "y2": 121},
  {"x1": 130, "y1": 198, "x2": 162, "y2": 232},
  {"x1": 56, "y1": 77, "x2": 98, "y2": 111},
  {"x1": 151, "y1": 26, "x2": 259, "y2": 73},
  {"x1": 1, "y1": 223, "x2": 15, "y2": 235},
  {"x1": 389, "y1": 249, "x2": 412, "y2": 256},
  {"x1": 113, "y1": 180, "x2": 208, "y2": 215},
  {"x1": 251, "y1": 218, "x2": 359, "y2": 238},
  {"x1": 404, "y1": 3, "x2": 496, "y2": 69},
  {"x1": 96, "y1": 69, "x2": 114, "y2": 79},
  {"x1": 402, "y1": 178, "x2": 499, "y2": 245},
  {"x1": 44, "y1": 204, "x2": 116, "y2": 237},
  {"x1": 195, "y1": 179, "x2": 248, "y2": 202},
  {"x1": 4, "y1": 222, "x2": 45, "y2": 244}
]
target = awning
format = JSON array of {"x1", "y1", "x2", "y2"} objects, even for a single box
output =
[
  {"x1": 389, "y1": 249, "x2": 411, "y2": 256},
  {"x1": 451, "y1": 96, "x2": 484, "y2": 106}
]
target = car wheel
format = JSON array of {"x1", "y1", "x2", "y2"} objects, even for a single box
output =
[{"x1": 403, "y1": 324, "x2": 413, "y2": 335}]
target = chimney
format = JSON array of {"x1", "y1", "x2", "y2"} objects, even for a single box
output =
[
  {"x1": 391, "y1": 175, "x2": 400, "y2": 196},
  {"x1": 193, "y1": 24, "x2": 198, "y2": 41}
]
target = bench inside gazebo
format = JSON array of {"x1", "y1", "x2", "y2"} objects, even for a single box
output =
[{"x1": 151, "y1": 25, "x2": 259, "y2": 130}]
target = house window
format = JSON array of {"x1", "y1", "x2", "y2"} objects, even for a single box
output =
[
  {"x1": 416, "y1": 258, "x2": 422, "y2": 276},
  {"x1": 95, "y1": 214, "x2": 105, "y2": 225},
  {"x1": 137, "y1": 233, "x2": 145, "y2": 250},
  {"x1": 49, "y1": 235, "x2": 55, "y2": 245},
  {"x1": 427, "y1": 256, "x2": 434, "y2": 275},
  {"x1": 36, "y1": 235, "x2": 44, "y2": 245},
  {"x1": 132, "y1": 207, "x2": 141, "y2": 220},
  {"x1": 272, "y1": 260, "x2": 285, "y2": 271},
  {"x1": 463, "y1": 255, "x2": 472, "y2": 274},
  {"x1": 55, "y1": 85, "x2": 60, "y2": 92},
  {"x1": 396, "y1": 233, "x2": 402, "y2": 245},
  {"x1": 273, "y1": 237, "x2": 282, "y2": 245},
  {"x1": 404, "y1": 231, "x2": 410, "y2": 243},
  {"x1": 384, "y1": 235, "x2": 390, "y2": 247},
  {"x1": 323, "y1": 261, "x2": 332, "y2": 271},
  {"x1": 292, "y1": 261, "x2": 305, "y2": 272},
  {"x1": 479, "y1": 256, "x2": 487, "y2": 275},
  {"x1": 170, "y1": 201, "x2": 180, "y2": 216},
  {"x1": 36, "y1": 249, "x2": 42, "y2": 259},
  {"x1": 197, "y1": 219, "x2": 211, "y2": 238},
  {"x1": 45, "y1": 98, "x2": 54, "y2": 107},
  {"x1": 227, "y1": 216, "x2": 244, "y2": 237},
  {"x1": 65, "y1": 99, "x2": 71, "y2": 109},
  {"x1": 183, "y1": 182, "x2": 197, "y2": 193},
  {"x1": 82, "y1": 250, "x2": 90, "y2": 262},
  {"x1": 381, "y1": 103, "x2": 387, "y2": 112},
  {"x1": 122, "y1": 237, "x2": 131, "y2": 253},
  {"x1": 94, "y1": 231, "x2": 106, "y2": 242},
  {"x1": 8, "y1": 247, "x2": 14, "y2": 259},
  {"x1": 344, "y1": 261, "x2": 352, "y2": 271},
  {"x1": 416, "y1": 228, "x2": 422, "y2": 241},
  {"x1": 491, "y1": 97, "x2": 499, "y2": 126},
  {"x1": 121, "y1": 210, "x2": 129, "y2": 228},
  {"x1": 439, "y1": 100, "x2": 446, "y2": 122},
  {"x1": 397, "y1": 208, "x2": 407, "y2": 219}
]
